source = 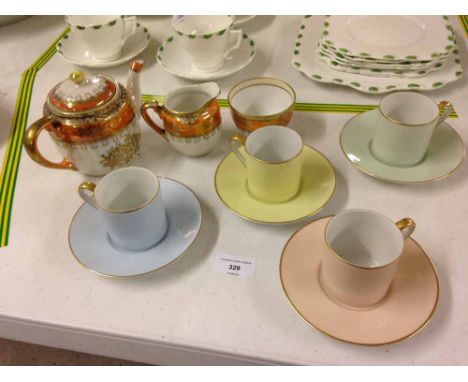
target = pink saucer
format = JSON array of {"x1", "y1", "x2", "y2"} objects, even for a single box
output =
[{"x1": 280, "y1": 217, "x2": 439, "y2": 345}]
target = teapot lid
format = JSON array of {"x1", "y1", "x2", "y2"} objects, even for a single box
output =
[{"x1": 46, "y1": 71, "x2": 120, "y2": 117}]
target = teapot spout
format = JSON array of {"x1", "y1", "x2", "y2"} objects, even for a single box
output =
[{"x1": 127, "y1": 59, "x2": 144, "y2": 119}]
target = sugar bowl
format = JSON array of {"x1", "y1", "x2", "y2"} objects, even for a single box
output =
[{"x1": 228, "y1": 78, "x2": 296, "y2": 133}]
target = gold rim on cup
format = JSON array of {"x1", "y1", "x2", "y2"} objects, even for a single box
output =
[
  {"x1": 324, "y1": 209, "x2": 416, "y2": 271},
  {"x1": 78, "y1": 167, "x2": 161, "y2": 215},
  {"x1": 378, "y1": 92, "x2": 452, "y2": 127},
  {"x1": 231, "y1": 127, "x2": 304, "y2": 165}
]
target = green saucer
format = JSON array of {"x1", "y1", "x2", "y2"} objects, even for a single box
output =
[
  {"x1": 340, "y1": 110, "x2": 465, "y2": 183},
  {"x1": 214, "y1": 145, "x2": 336, "y2": 224}
]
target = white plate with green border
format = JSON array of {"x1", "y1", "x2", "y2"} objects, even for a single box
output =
[
  {"x1": 317, "y1": 44, "x2": 448, "y2": 72},
  {"x1": 322, "y1": 16, "x2": 455, "y2": 62},
  {"x1": 157, "y1": 32, "x2": 256, "y2": 81},
  {"x1": 318, "y1": 43, "x2": 450, "y2": 69},
  {"x1": 316, "y1": 47, "x2": 446, "y2": 79},
  {"x1": 340, "y1": 109, "x2": 465, "y2": 183},
  {"x1": 291, "y1": 16, "x2": 463, "y2": 94}
]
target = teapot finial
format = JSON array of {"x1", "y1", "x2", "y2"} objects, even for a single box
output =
[
  {"x1": 127, "y1": 59, "x2": 144, "y2": 119},
  {"x1": 70, "y1": 71, "x2": 85, "y2": 84}
]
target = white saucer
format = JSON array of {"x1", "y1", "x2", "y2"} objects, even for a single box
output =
[
  {"x1": 156, "y1": 33, "x2": 256, "y2": 81},
  {"x1": 57, "y1": 22, "x2": 151, "y2": 69},
  {"x1": 68, "y1": 178, "x2": 202, "y2": 277}
]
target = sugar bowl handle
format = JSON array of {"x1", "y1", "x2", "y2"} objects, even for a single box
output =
[
  {"x1": 230, "y1": 134, "x2": 247, "y2": 166},
  {"x1": 24, "y1": 117, "x2": 77, "y2": 171},
  {"x1": 141, "y1": 102, "x2": 167, "y2": 140}
]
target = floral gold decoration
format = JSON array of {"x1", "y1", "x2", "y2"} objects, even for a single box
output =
[{"x1": 100, "y1": 132, "x2": 140, "y2": 169}]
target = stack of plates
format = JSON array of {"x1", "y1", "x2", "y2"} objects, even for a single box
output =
[
  {"x1": 291, "y1": 16, "x2": 463, "y2": 93},
  {"x1": 316, "y1": 15, "x2": 457, "y2": 80}
]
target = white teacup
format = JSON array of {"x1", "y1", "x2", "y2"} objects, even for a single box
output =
[
  {"x1": 371, "y1": 92, "x2": 453, "y2": 167},
  {"x1": 321, "y1": 209, "x2": 415, "y2": 307},
  {"x1": 78, "y1": 167, "x2": 167, "y2": 252},
  {"x1": 172, "y1": 15, "x2": 242, "y2": 72},
  {"x1": 65, "y1": 15, "x2": 137, "y2": 61}
]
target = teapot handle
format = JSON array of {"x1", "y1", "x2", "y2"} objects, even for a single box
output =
[
  {"x1": 141, "y1": 102, "x2": 167, "y2": 140},
  {"x1": 24, "y1": 117, "x2": 77, "y2": 171}
]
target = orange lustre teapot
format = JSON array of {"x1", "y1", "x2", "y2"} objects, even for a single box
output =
[{"x1": 24, "y1": 60, "x2": 144, "y2": 176}]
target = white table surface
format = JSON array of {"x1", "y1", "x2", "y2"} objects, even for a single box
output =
[{"x1": 0, "y1": 15, "x2": 467, "y2": 365}]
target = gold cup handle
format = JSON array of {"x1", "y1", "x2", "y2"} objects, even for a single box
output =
[
  {"x1": 78, "y1": 182, "x2": 98, "y2": 209},
  {"x1": 24, "y1": 117, "x2": 77, "y2": 171},
  {"x1": 230, "y1": 134, "x2": 247, "y2": 166},
  {"x1": 396, "y1": 218, "x2": 416, "y2": 240},
  {"x1": 436, "y1": 100, "x2": 453, "y2": 127},
  {"x1": 140, "y1": 102, "x2": 168, "y2": 141}
]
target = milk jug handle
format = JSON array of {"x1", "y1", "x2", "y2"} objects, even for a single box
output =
[{"x1": 141, "y1": 102, "x2": 167, "y2": 140}]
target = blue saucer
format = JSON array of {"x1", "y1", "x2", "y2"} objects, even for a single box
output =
[{"x1": 68, "y1": 177, "x2": 202, "y2": 277}]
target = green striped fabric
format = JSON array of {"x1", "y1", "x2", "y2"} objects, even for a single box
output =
[
  {"x1": 142, "y1": 95, "x2": 459, "y2": 117},
  {"x1": 0, "y1": 28, "x2": 69, "y2": 247}
]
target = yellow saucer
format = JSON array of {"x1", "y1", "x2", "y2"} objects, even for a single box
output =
[{"x1": 214, "y1": 145, "x2": 336, "y2": 224}]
